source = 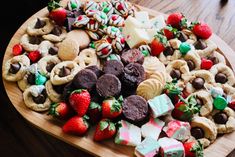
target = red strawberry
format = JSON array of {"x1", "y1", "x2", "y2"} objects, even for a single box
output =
[
  {"x1": 172, "y1": 96, "x2": 200, "y2": 121},
  {"x1": 201, "y1": 58, "x2": 213, "y2": 70},
  {"x1": 69, "y1": 89, "x2": 91, "y2": 117},
  {"x1": 228, "y1": 101, "x2": 235, "y2": 111},
  {"x1": 163, "y1": 26, "x2": 178, "y2": 40},
  {"x1": 164, "y1": 81, "x2": 182, "y2": 105},
  {"x1": 28, "y1": 50, "x2": 41, "y2": 62},
  {"x1": 150, "y1": 33, "x2": 167, "y2": 56},
  {"x1": 87, "y1": 102, "x2": 102, "y2": 124},
  {"x1": 166, "y1": 12, "x2": 184, "y2": 29},
  {"x1": 12, "y1": 44, "x2": 23, "y2": 56},
  {"x1": 48, "y1": 0, "x2": 67, "y2": 26},
  {"x1": 93, "y1": 119, "x2": 116, "y2": 141},
  {"x1": 102, "y1": 96, "x2": 123, "y2": 119},
  {"x1": 48, "y1": 102, "x2": 72, "y2": 119},
  {"x1": 62, "y1": 115, "x2": 89, "y2": 136},
  {"x1": 184, "y1": 141, "x2": 203, "y2": 157},
  {"x1": 192, "y1": 22, "x2": 212, "y2": 39}
]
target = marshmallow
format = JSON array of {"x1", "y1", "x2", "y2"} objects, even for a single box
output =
[{"x1": 135, "y1": 137, "x2": 160, "y2": 157}]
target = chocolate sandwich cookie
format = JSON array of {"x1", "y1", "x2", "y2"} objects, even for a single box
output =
[
  {"x1": 85, "y1": 65, "x2": 103, "y2": 78},
  {"x1": 121, "y1": 63, "x2": 145, "y2": 90},
  {"x1": 103, "y1": 60, "x2": 124, "y2": 77},
  {"x1": 121, "y1": 49, "x2": 144, "y2": 65},
  {"x1": 96, "y1": 74, "x2": 121, "y2": 98},
  {"x1": 122, "y1": 95, "x2": 149, "y2": 126},
  {"x1": 73, "y1": 69, "x2": 97, "y2": 91}
]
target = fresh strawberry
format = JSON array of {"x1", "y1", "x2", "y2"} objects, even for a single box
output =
[
  {"x1": 28, "y1": 50, "x2": 41, "y2": 63},
  {"x1": 12, "y1": 44, "x2": 23, "y2": 56},
  {"x1": 172, "y1": 96, "x2": 200, "y2": 121},
  {"x1": 69, "y1": 89, "x2": 91, "y2": 117},
  {"x1": 48, "y1": 102, "x2": 71, "y2": 119},
  {"x1": 87, "y1": 102, "x2": 102, "y2": 124},
  {"x1": 184, "y1": 141, "x2": 203, "y2": 157},
  {"x1": 150, "y1": 33, "x2": 167, "y2": 56},
  {"x1": 93, "y1": 119, "x2": 116, "y2": 141},
  {"x1": 201, "y1": 58, "x2": 213, "y2": 70},
  {"x1": 166, "y1": 12, "x2": 186, "y2": 29},
  {"x1": 192, "y1": 22, "x2": 212, "y2": 39},
  {"x1": 102, "y1": 96, "x2": 123, "y2": 119},
  {"x1": 48, "y1": 0, "x2": 67, "y2": 26},
  {"x1": 62, "y1": 115, "x2": 89, "y2": 136},
  {"x1": 164, "y1": 81, "x2": 182, "y2": 105},
  {"x1": 228, "y1": 101, "x2": 235, "y2": 111},
  {"x1": 163, "y1": 25, "x2": 178, "y2": 40}
]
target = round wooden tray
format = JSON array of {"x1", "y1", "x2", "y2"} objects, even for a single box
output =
[{"x1": 2, "y1": 3, "x2": 235, "y2": 157}]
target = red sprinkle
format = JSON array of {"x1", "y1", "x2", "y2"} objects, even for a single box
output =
[
  {"x1": 28, "y1": 50, "x2": 41, "y2": 63},
  {"x1": 101, "y1": 48, "x2": 109, "y2": 55},
  {"x1": 12, "y1": 44, "x2": 23, "y2": 56},
  {"x1": 201, "y1": 58, "x2": 213, "y2": 70}
]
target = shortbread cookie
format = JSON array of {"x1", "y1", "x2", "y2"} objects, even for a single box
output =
[
  {"x1": 183, "y1": 51, "x2": 201, "y2": 71},
  {"x1": 50, "y1": 61, "x2": 81, "y2": 85},
  {"x1": 42, "y1": 25, "x2": 67, "y2": 42},
  {"x1": 208, "y1": 107, "x2": 235, "y2": 134},
  {"x1": 45, "y1": 80, "x2": 62, "y2": 103},
  {"x1": 66, "y1": 29, "x2": 91, "y2": 49},
  {"x1": 148, "y1": 71, "x2": 167, "y2": 86},
  {"x1": 38, "y1": 55, "x2": 61, "y2": 77},
  {"x1": 74, "y1": 48, "x2": 100, "y2": 69},
  {"x1": 3, "y1": 55, "x2": 30, "y2": 81},
  {"x1": 27, "y1": 17, "x2": 54, "y2": 36},
  {"x1": 166, "y1": 60, "x2": 189, "y2": 80},
  {"x1": 210, "y1": 63, "x2": 235, "y2": 86},
  {"x1": 136, "y1": 79, "x2": 164, "y2": 100},
  {"x1": 159, "y1": 49, "x2": 182, "y2": 65},
  {"x1": 195, "y1": 40, "x2": 217, "y2": 58},
  {"x1": 190, "y1": 116, "x2": 217, "y2": 147},
  {"x1": 23, "y1": 85, "x2": 51, "y2": 112},
  {"x1": 188, "y1": 90, "x2": 213, "y2": 116},
  {"x1": 38, "y1": 40, "x2": 54, "y2": 57},
  {"x1": 20, "y1": 34, "x2": 43, "y2": 52},
  {"x1": 58, "y1": 38, "x2": 79, "y2": 61}
]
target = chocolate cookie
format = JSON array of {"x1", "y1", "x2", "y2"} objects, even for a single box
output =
[
  {"x1": 122, "y1": 95, "x2": 149, "y2": 125},
  {"x1": 121, "y1": 49, "x2": 144, "y2": 65},
  {"x1": 96, "y1": 74, "x2": 121, "y2": 98},
  {"x1": 121, "y1": 63, "x2": 145, "y2": 90},
  {"x1": 73, "y1": 69, "x2": 97, "y2": 91},
  {"x1": 85, "y1": 65, "x2": 103, "y2": 78},
  {"x1": 103, "y1": 60, "x2": 124, "y2": 77}
]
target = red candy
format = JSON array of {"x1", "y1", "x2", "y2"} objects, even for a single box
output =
[
  {"x1": 12, "y1": 44, "x2": 23, "y2": 56},
  {"x1": 120, "y1": 37, "x2": 125, "y2": 44},
  {"x1": 201, "y1": 58, "x2": 213, "y2": 70},
  {"x1": 89, "y1": 19, "x2": 96, "y2": 24},
  {"x1": 112, "y1": 15, "x2": 118, "y2": 21},
  {"x1": 101, "y1": 48, "x2": 109, "y2": 55},
  {"x1": 28, "y1": 50, "x2": 41, "y2": 63},
  {"x1": 228, "y1": 101, "x2": 235, "y2": 111},
  {"x1": 106, "y1": 37, "x2": 112, "y2": 43},
  {"x1": 77, "y1": 15, "x2": 83, "y2": 20},
  {"x1": 117, "y1": 3, "x2": 124, "y2": 10}
]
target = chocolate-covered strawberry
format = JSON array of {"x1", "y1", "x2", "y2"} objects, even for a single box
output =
[
  {"x1": 69, "y1": 89, "x2": 91, "y2": 117},
  {"x1": 162, "y1": 25, "x2": 178, "y2": 40},
  {"x1": 93, "y1": 119, "x2": 116, "y2": 141},
  {"x1": 48, "y1": 0, "x2": 67, "y2": 26},
  {"x1": 164, "y1": 81, "x2": 182, "y2": 105},
  {"x1": 102, "y1": 96, "x2": 123, "y2": 119},
  {"x1": 48, "y1": 102, "x2": 72, "y2": 119},
  {"x1": 87, "y1": 102, "x2": 102, "y2": 124},
  {"x1": 172, "y1": 96, "x2": 200, "y2": 121},
  {"x1": 183, "y1": 141, "x2": 203, "y2": 157}
]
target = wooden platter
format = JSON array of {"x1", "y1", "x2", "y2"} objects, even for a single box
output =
[{"x1": 2, "y1": 1, "x2": 235, "y2": 157}]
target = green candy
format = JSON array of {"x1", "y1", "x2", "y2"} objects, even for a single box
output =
[
  {"x1": 179, "y1": 42, "x2": 191, "y2": 55},
  {"x1": 89, "y1": 42, "x2": 95, "y2": 49},
  {"x1": 107, "y1": 54, "x2": 120, "y2": 61},
  {"x1": 103, "y1": 7, "x2": 110, "y2": 13},
  {"x1": 111, "y1": 27, "x2": 118, "y2": 32},
  {"x1": 142, "y1": 50, "x2": 149, "y2": 57},
  {"x1": 71, "y1": 2, "x2": 77, "y2": 9},
  {"x1": 213, "y1": 95, "x2": 227, "y2": 110},
  {"x1": 35, "y1": 73, "x2": 47, "y2": 85},
  {"x1": 101, "y1": 13, "x2": 106, "y2": 19}
]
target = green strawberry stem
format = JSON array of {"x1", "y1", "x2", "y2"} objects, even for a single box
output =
[
  {"x1": 178, "y1": 94, "x2": 200, "y2": 114},
  {"x1": 48, "y1": 103, "x2": 59, "y2": 116},
  {"x1": 154, "y1": 32, "x2": 168, "y2": 47},
  {"x1": 164, "y1": 81, "x2": 182, "y2": 95},
  {"x1": 71, "y1": 89, "x2": 86, "y2": 95},
  {"x1": 48, "y1": 0, "x2": 61, "y2": 12},
  {"x1": 192, "y1": 140, "x2": 204, "y2": 157}
]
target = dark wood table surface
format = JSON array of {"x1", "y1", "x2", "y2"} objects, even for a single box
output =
[{"x1": 0, "y1": 0, "x2": 235, "y2": 156}]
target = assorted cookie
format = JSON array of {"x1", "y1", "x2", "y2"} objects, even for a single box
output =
[{"x1": 3, "y1": 0, "x2": 235, "y2": 156}]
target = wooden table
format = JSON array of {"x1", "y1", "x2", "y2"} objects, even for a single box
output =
[{"x1": 0, "y1": 0, "x2": 234, "y2": 156}]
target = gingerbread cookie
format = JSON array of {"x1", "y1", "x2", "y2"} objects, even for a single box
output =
[{"x1": 38, "y1": 55, "x2": 61, "y2": 77}]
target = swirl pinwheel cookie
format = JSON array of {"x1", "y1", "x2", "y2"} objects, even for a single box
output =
[
  {"x1": 210, "y1": 63, "x2": 235, "y2": 86},
  {"x1": 23, "y1": 85, "x2": 51, "y2": 112},
  {"x1": 159, "y1": 49, "x2": 182, "y2": 65},
  {"x1": 50, "y1": 61, "x2": 80, "y2": 85},
  {"x1": 166, "y1": 59, "x2": 190, "y2": 80},
  {"x1": 183, "y1": 51, "x2": 201, "y2": 71},
  {"x1": 42, "y1": 25, "x2": 67, "y2": 42},
  {"x1": 38, "y1": 55, "x2": 61, "y2": 77},
  {"x1": 190, "y1": 116, "x2": 217, "y2": 148},
  {"x1": 3, "y1": 55, "x2": 30, "y2": 82},
  {"x1": 27, "y1": 17, "x2": 54, "y2": 36},
  {"x1": 20, "y1": 34, "x2": 43, "y2": 52}
]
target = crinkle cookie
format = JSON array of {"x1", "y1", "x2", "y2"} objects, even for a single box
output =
[
  {"x1": 38, "y1": 55, "x2": 61, "y2": 77},
  {"x1": 50, "y1": 61, "x2": 80, "y2": 85},
  {"x1": 38, "y1": 40, "x2": 54, "y2": 57},
  {"x1": 142, "y1": 56, "x2": 166, "y2": 78},
  {"x1": 159, "y1": 49, "x2": 182, "y2": 65},
  {"x1": 136, "y1": 79, "x2": 164, "y2": 100},
  {"x1": 74, "y1": 48, "x2": 100, "y2": 69},
  {"x1": 190, "y1": 116, "x2": 217, "y2": 148},
  {"x1": 166, "y1": 59, "x2": 189, "y2": 80},
  {"x1": 208, "y1": 107, "x2": 235, "y2": 134},
  {"x1": 42, "y1": 25, "x2": 67, "y2": 42},
  {"x1": 210, "y1": 63, "x2": 235, "y2": 86},
  {"x1": 66, "y1": 29, "x2": 91, "y2": 49},
  {"x1": 58, "y1": 38, "x2": 80, "y2": 61},
  {"x1": 183, "y1": 51, "x2": 201, "y2": 71},
  {"x1": 188, "y1": 90, "x2": 213, "y2": 117},
  {"x1": 23, "y1": 85, "x2": 51, "y2": 112},
  {"x1": 20, "y1": 34, "x2": 43, "y2": 52},
  {"x1": 45, "y1": 80, "x2": 63, "y2": 103},
  {"x1": 195, "y1": 40, "x2": 217, "y2": 58},
  {"x1": 3, "y1": 55, "x2": 30, "y2": 81},
  {"x1": 182, "y1": 70, "x2": 215, "y2": 93},
  {"x1": 27, "y1": 17, "x2": 54, "y2": 36}
]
